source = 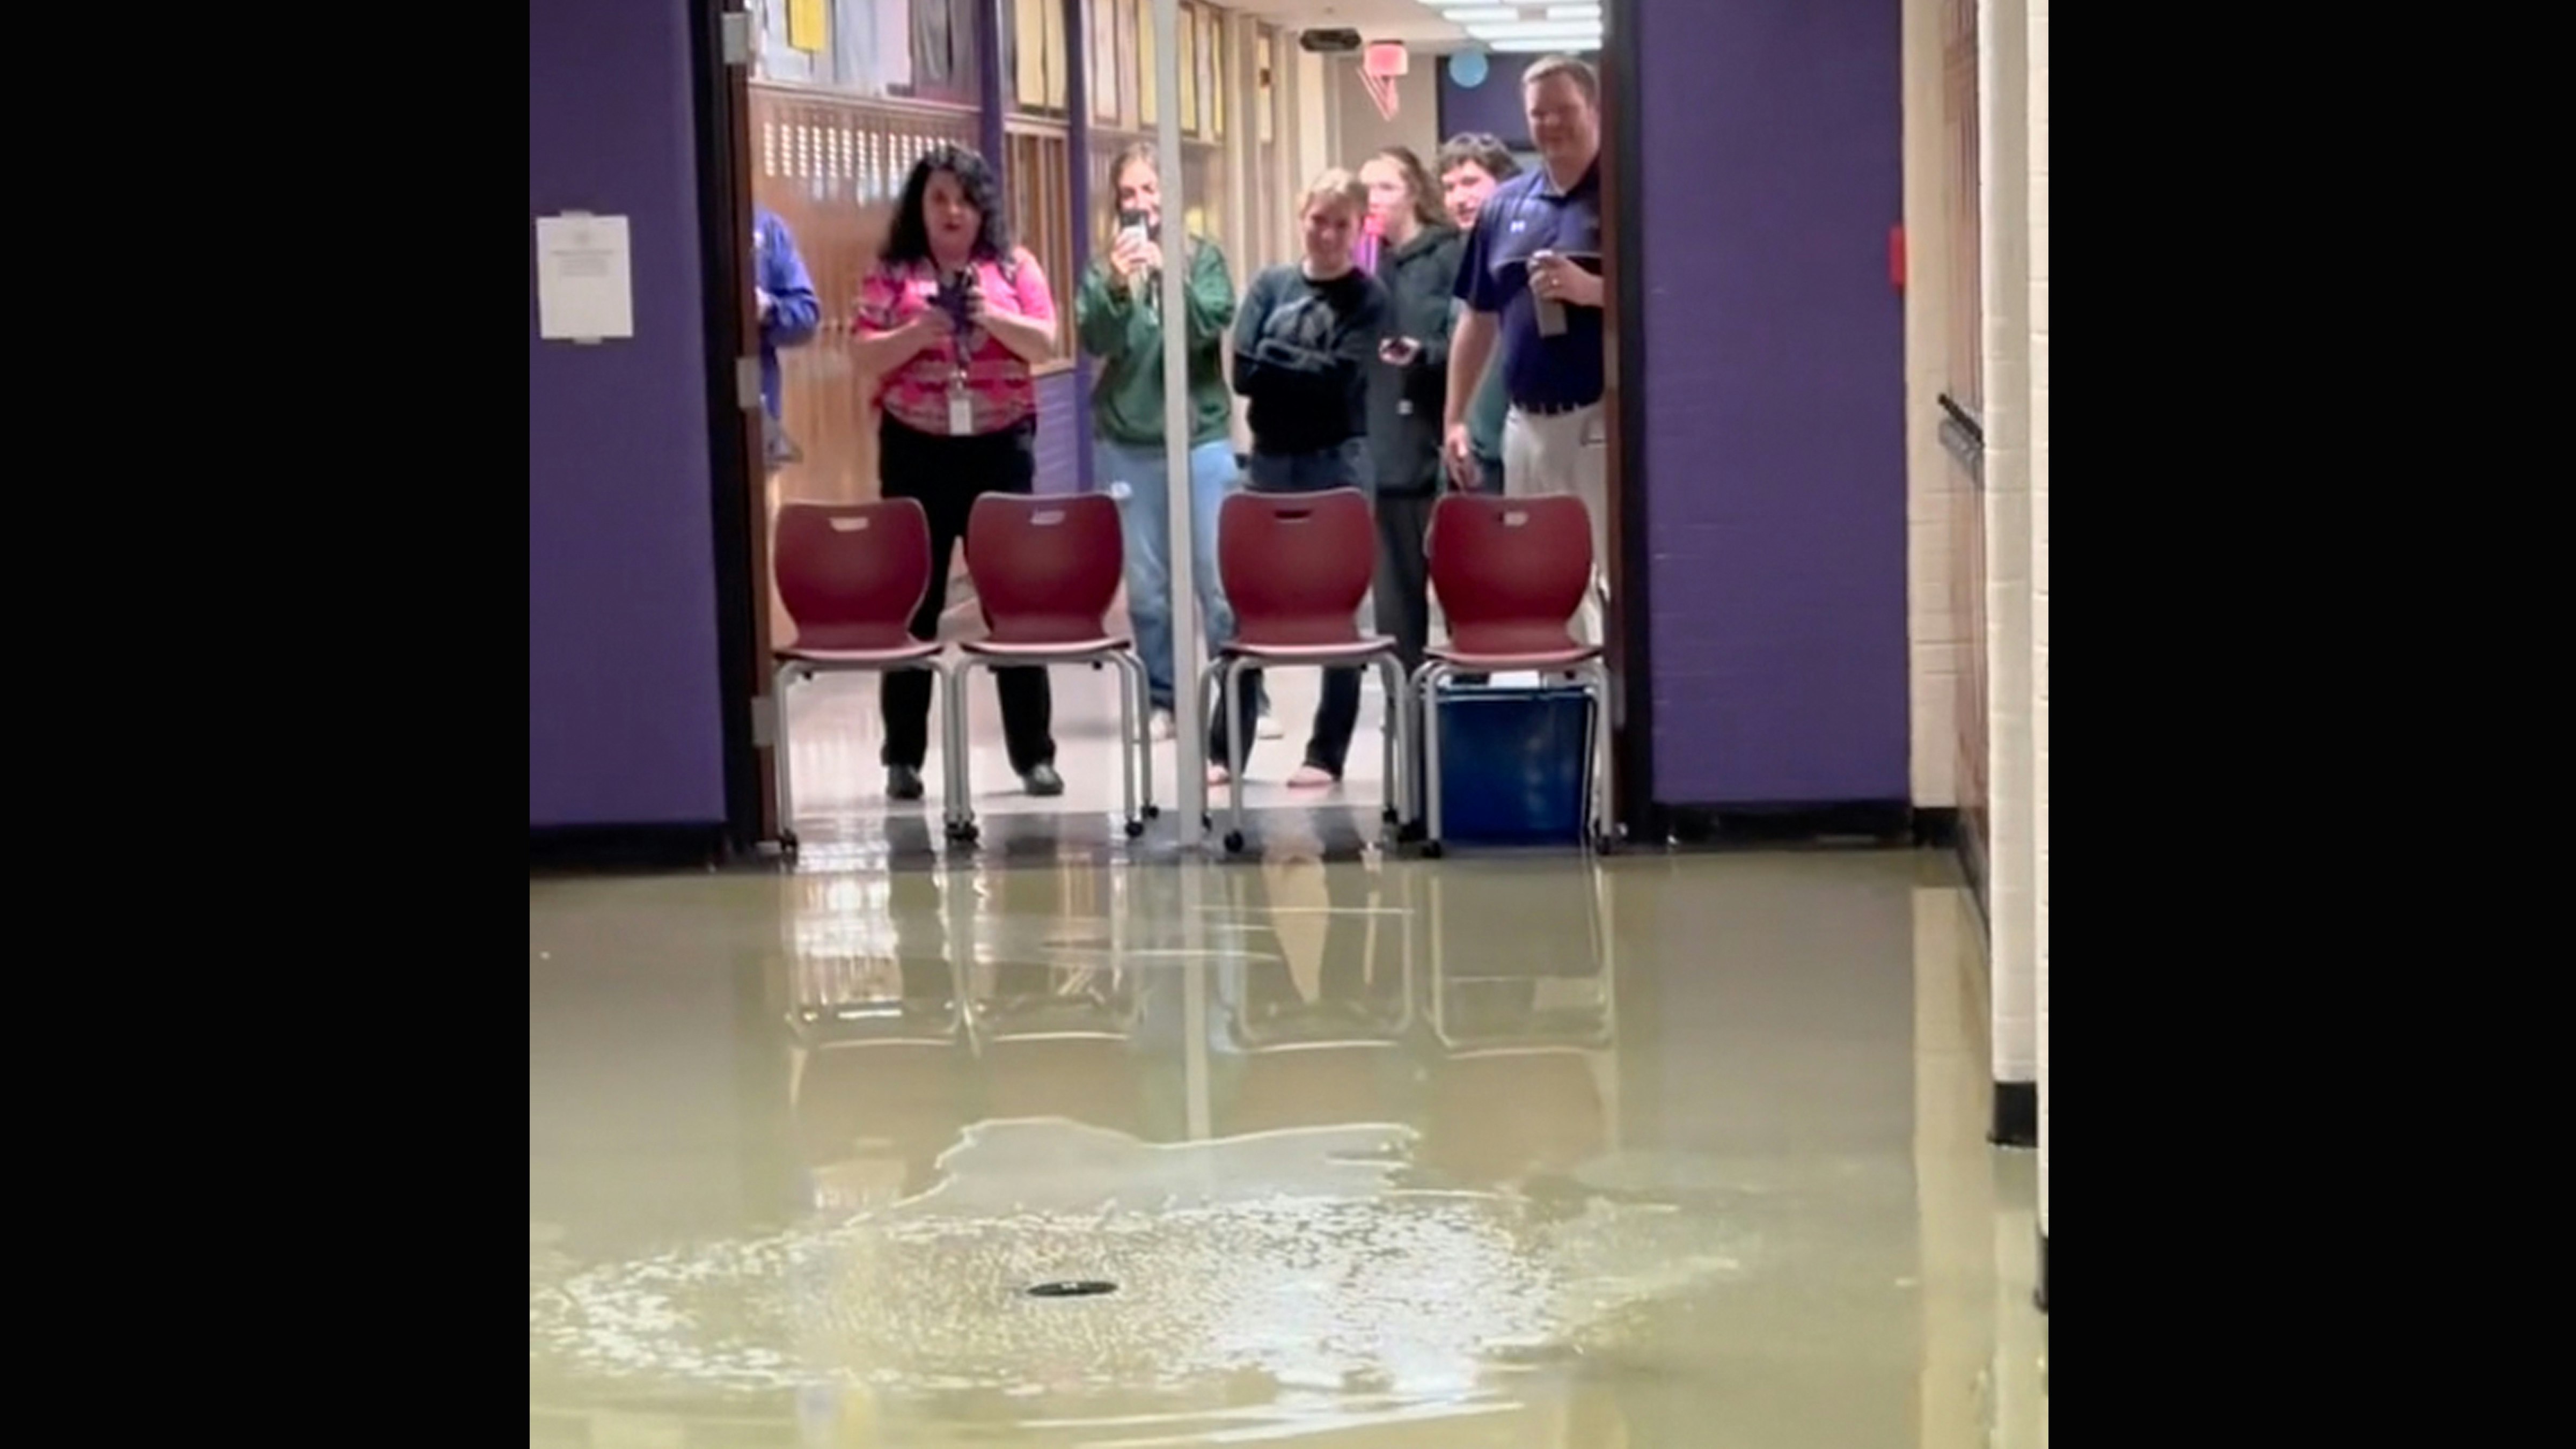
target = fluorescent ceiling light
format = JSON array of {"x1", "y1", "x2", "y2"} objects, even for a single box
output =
[
  {"x1": 1479, "y1": 36, "x2": 1604, "y2": 55},
  {"x1": 1433, "y1": 2, "x2": 1601, "y2": 17},
  {"x1": 1464, "y1": 22, "x2": 1604, "y2": 42}
]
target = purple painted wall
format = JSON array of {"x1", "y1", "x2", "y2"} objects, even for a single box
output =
[
  {"x1": 1631, "y1": 0, "x2": 1909, "y2": 803},
  {"x1": 529, "y1": 0, "x2": 728, "y2": 827}
]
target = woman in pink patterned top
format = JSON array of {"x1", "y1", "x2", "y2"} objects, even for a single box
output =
[{"x1": 850, "y1": 144, "x2": 1065, "y2": 803}]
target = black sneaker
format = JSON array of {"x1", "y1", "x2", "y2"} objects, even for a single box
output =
[
  {"x1": 886, "y1": 765, "x2": 925, "y2": 801},
  {"x1": 1022, "y1": 763, "x2": 1064, "y2": 797}
]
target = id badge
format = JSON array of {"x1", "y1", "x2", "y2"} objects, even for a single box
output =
[{"x1": 947, "y1": 380, "x2": 975, "y2": 437}]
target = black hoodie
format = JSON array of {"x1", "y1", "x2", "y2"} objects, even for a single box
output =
[
  {"x1": 1366, "y1": 222, "x2": 1466, "y2": 496},
  {"x1": 1232, "y1": 263, "x2": 1392, "y2": 458}
]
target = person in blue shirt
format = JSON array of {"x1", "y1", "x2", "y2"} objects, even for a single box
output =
[
  {"x1": 753, "y1": 206, "x2": 821, "y2": 471},
  {"x1": 1441, "y1": 56, "x2": 1610, "y2": 646}
]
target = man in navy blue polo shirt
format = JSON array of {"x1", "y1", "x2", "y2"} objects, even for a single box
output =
[{"x1": 1441, "y1": 55, "x2": 1609, "y2": 644}]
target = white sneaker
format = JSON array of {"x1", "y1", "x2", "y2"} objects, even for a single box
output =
[{"x1": 1148, "y1": 708, "x2": 1175, "y2": 742}]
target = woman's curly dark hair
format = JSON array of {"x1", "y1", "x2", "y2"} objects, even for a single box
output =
[{"x1": 882, "y1": 143, "x2": 1014, "y2": 267}]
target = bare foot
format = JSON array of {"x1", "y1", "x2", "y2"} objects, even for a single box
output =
[{"x1": 1286, "y1": 764, "x2": 1339, "y2": 789}]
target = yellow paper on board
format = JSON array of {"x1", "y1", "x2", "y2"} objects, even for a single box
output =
[{"x1": 788, "y1": 0, "x2": 825, "y2": 54}]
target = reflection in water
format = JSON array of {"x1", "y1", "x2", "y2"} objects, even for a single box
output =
[
  {"x1": 535, "y1": 855, "x2": 1661, "y2": 1443},
  {"x1": 533, "y1": 853, "x2": 2043, "y2": 1445}
]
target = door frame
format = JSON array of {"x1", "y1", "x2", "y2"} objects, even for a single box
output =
[
  {"x1": 690, "y1": 0, "x2": 774, "y2": 856},
  {"x1": 1601, "y1": 0, "x2": 1659, "y2": 843},
  {"x1": 693, "y1": 0, "x2": 1668, "y2": 853}
]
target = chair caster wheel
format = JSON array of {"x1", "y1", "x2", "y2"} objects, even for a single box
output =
[
  {"x1": 1143, "y1": 804, "x2": 1162, "y2": 819},
  {"x1": 1223, "y1": 830, "x2": 1246, "y2": 854},
  {"x1": 1420, "y1": 840, "x2": 1445, "y2": 859},
  {"x1": 1591, "y1": 833, "x2": 1620, "y2": 854},
  {"x1": 778, "y1": 830, "x2": 799, "y2": 856},
  {"x1": 1124, "y1": 818, "x2": 1146, "y2": 838},
  {"x1": 1381, "y1": 806, "x2": 1400, "y2": 824}
]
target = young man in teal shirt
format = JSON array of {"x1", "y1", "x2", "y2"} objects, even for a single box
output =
[{"x1": 1437, "y1": 135, "x2": 1523, "y2": 489}]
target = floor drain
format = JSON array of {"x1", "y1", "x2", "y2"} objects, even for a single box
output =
[{"x1": 1024, "y1": 1279, "x2": 1118, "y2": 1299}]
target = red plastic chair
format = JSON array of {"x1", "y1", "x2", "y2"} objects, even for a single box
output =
[
  {"x1": 1202, "y1": 488, "x2": 1412, "y2": 852},
  {"x1": 1414, "y1": 494, "x2": 1614, "y2": 855},
  {"x1": 950, "y1": 493, "x2": 1152, "y2": 840},
  {"x1": 770, "y1": 499, "x2": 947, "y2": 854}
]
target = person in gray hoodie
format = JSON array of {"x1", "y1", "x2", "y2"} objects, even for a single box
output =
[{"x1": 1358, "y1": 145, "x2": 1467, "y2": 685}]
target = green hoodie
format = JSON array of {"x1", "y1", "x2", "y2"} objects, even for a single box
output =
[{"x1": 1073, "y1": 235, "x2": 1238, "y2": 450}]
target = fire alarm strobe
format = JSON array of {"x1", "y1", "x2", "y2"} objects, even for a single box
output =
[{"x1": 1298, "y1": 28, "x2": 1363, "y2": 53}]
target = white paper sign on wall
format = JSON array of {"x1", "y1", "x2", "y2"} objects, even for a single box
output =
[{"x1": 534, "y1": 212, "x2": 634, "y2": 343}]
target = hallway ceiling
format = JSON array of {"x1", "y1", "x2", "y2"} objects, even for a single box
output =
[
  {"x1": 1223, "y1": 1, "x2": 1468, "y2": 48},
  {"x1": 1223, "y1": 2, "x2": 1602, "y2": 53}
]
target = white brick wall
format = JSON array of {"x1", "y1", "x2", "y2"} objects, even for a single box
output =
[
  {"x1": 1978, "y1": 0, "x2": 2036, "y2": 1089},
  {"x1": 1901, "y1": 0, "x2": 1965, "y2": 808},
  {"x1": 2028, "y1": 0, "x2": 2049, "y2": 1242}
]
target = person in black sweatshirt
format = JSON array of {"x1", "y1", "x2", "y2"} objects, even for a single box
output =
[
  {"x1": 1213, "y1": 169, "x2": 1393, "y2": 789},
  {"x1": 1359, "y1": 145, "x2": 1467, "y2": 686}
]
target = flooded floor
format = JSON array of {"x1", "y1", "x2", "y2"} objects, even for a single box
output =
[{"x1": 530, "y1": 847, "x2": 2046, "y2": 1446}]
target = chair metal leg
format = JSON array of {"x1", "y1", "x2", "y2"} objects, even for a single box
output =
[
  {"x1": 1236, "y1": 655, "x2": 1257, "y2": 845},
  {"x1": 771, "y1": 663, "x2": 800, "y2": 852},
  {"x1": 944, "y1": 659, "x2": 976, "y2": 840},
  {"x1": 1583, "y1": 660, "x2": 1614, "y2": 850},
  {"x1": 1197, "y1": 655, "x2": 1225, "y2": 791},
  {"x1": 1417, "y1": 660, "x2": 1453, "y2": 857},
  {"x1": 1123, "y1": 652, "x2": 1158, "y2": 823},
  {"x1": 1373, "y1": 653, "x2": 1407, "y2": 832},
  {"x1": 1110, "y1": 653, "x2": 1141, "y2": 836}
]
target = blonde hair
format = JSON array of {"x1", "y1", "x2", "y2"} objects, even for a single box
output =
[
  {"x1": 1298, "y1": 168, "x2": 1370, "y2": 222},
  {"x1": 1106, "y1": 141, "x2": 1159, "y2": 207}
]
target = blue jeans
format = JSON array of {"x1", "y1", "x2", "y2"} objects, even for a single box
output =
[
  {"x1": 1245, "y1": 436, "x2": 1372, "y2": 495},
  {"x1": 1214, "y1": 438, "x2": 1372, "y2": 774},
  {"x1": 1100, "y1": 436, "x2": 1242, "y2": 712}
]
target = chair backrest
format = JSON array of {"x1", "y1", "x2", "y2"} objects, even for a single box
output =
[
  {"x1": 1218, "y1": 488, "x2": 1376, "y2": 647},
  {"x1": 772, "y1": 499, "x2": 933, "y2": 652},
  {"x1": 964, "y1": 493, "x2": 1124, "y2": 645},
  {"x1": 1425, "y1": 494, "x2": 1594, "y2": 656}
]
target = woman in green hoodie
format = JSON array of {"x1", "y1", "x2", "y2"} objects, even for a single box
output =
[{"x1": 1073, "y1": 143, "x2": 1247, "y2": 743}]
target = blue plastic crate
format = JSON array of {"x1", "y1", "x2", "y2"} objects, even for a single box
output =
[{"x1": 1431, "y1": 682, "x2": 1596, "y2": 845}]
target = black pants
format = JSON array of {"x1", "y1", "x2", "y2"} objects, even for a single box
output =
[
  {"x1": 877, "y1": 415, "x2": 1055, "y2": 775},
  {"x1": 1373, "y1": 489, "x2": 1437, "y2": 680}
]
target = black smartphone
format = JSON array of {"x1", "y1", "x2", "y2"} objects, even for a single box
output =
[{"x1": 932, "y1": 269, "x2": 975, "y2": 328}]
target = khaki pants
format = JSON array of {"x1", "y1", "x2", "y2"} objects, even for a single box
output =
[{"x1": 1502, "y1": 402, "x2": 1611, "y2": 646}]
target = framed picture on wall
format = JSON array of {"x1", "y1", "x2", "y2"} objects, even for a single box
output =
[
  {"x1": 1177, "y1": 5, "x2": 1199, "y2": 135},
  {"x1": 1198, "y1": 10, "x2": 1221, "y2": 139},
  {"x1": 1091, "y1": 0, "x2": 1118, "y2": 122},
  {"x1": 1133, "y1": 0, "x2": 1157, "y2": 126}
]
